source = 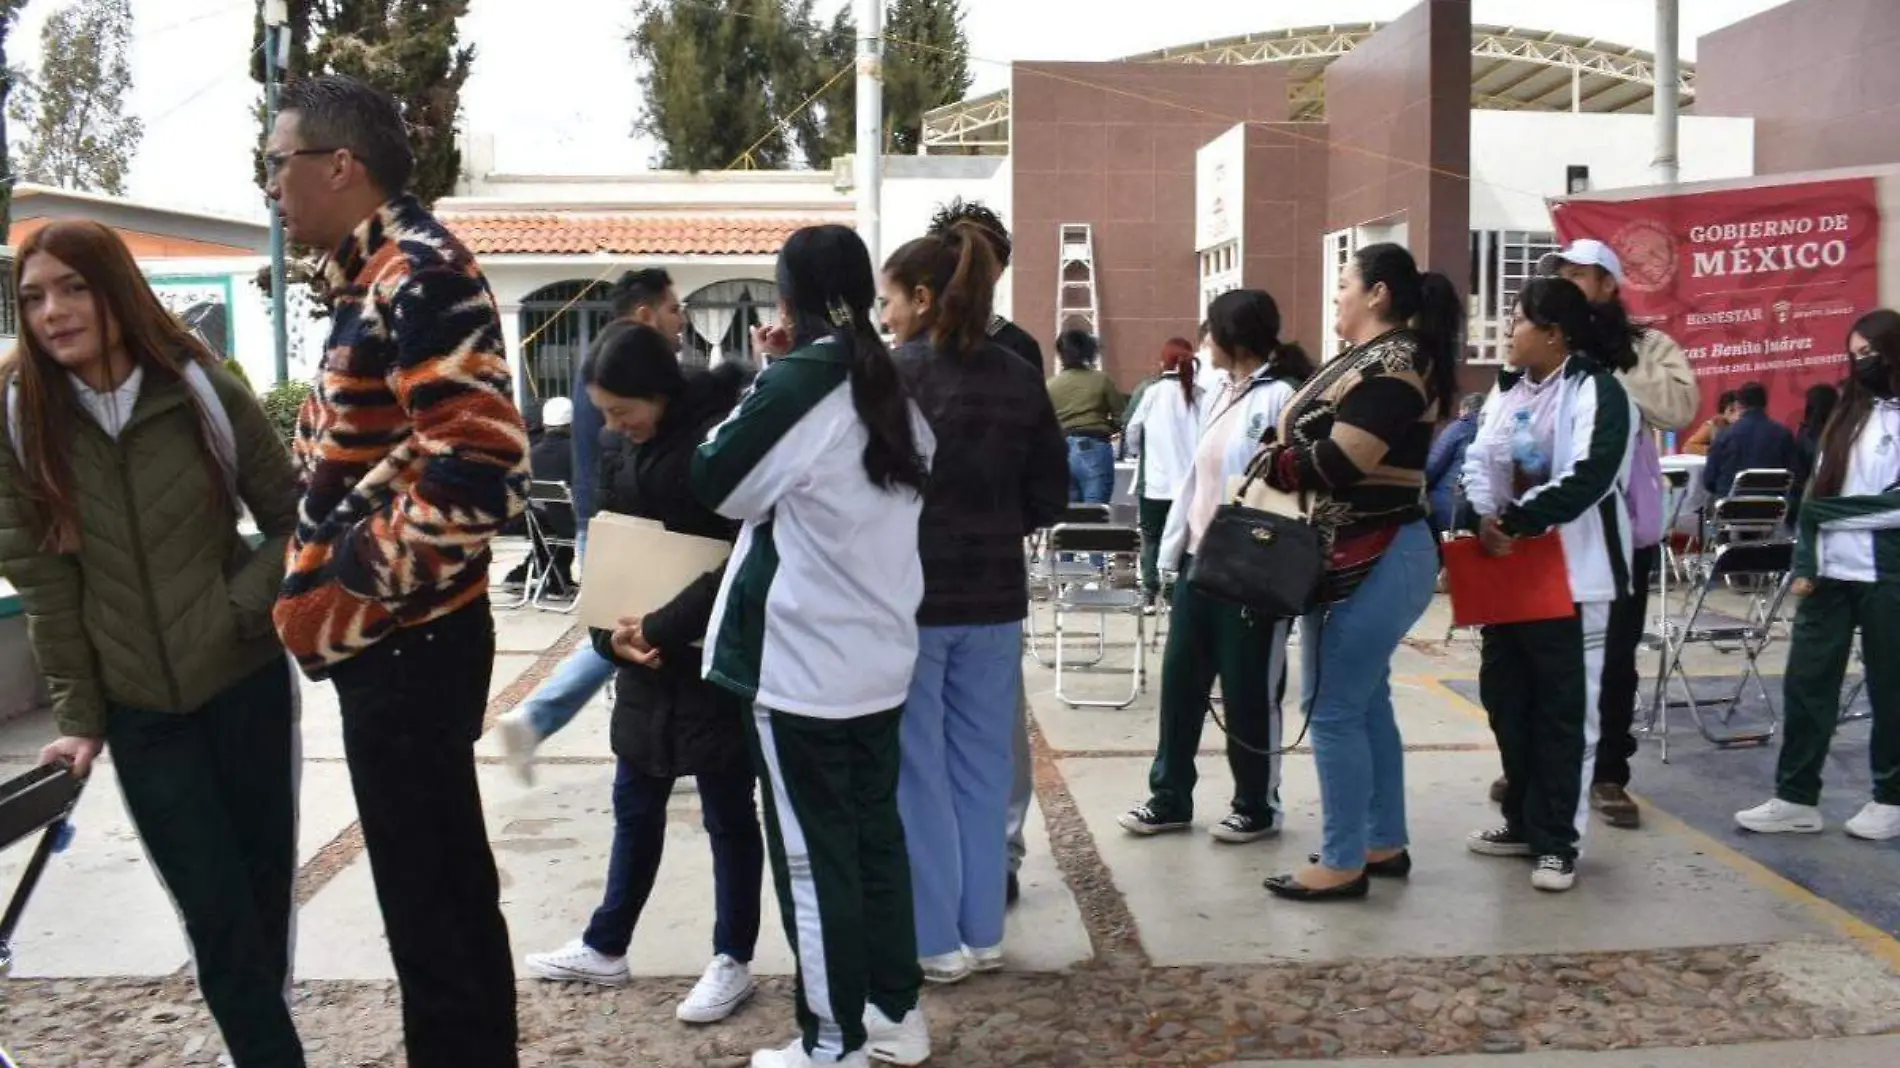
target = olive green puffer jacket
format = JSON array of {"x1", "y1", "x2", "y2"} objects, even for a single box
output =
[{"x1": 0, "y1": 360, "x2": 299, "y2": 737}]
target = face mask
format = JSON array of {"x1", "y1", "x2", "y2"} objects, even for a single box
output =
[{"x1": 1854, "y1": 353, "x2": 1896, "y2": 398}]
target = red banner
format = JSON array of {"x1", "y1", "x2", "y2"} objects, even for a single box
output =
[{"x1": 1549, "y1": 177, "x2": 1881, "y2": 427}]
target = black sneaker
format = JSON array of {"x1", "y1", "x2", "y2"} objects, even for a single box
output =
[
  {"x1": 1531, "y1": 855, "x2": 1577, "y2": 892},
  {"x1": 1466, "y1": 826, "x2": 1533, "y2": 857},
  {"x1": 1117, "y1": 803, "x2": 1190, "y2": 836},
  {"x1": 1210, "y1": 811, "x2": 1279, "y2": 843}
]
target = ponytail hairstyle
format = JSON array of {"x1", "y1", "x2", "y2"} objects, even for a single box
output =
[
  {"x1": 1514, "y1": 276, "x2": 1605, "y2": 363},
  {"x1": 1160, "y1": 336, "x2": 1196, "y2": 404},
  {"x1": 1586, "y1": 293, "x2": 1642, "y2": 373},
  {"x1": 774, "y1": 225, "x2": 928, "y2": 493},
  {"x1": 1813, "y1": 308, "x2": 1900, "y2": 500},
  {"x1": 881, "y1": 221, "x2": 1002, "y2": 358},
  {"x1": 1206, "y1": 288, "x2": 1314, "y2": 383},
  {"x1": 1352, "y1": 242, "x2": 1463, "y2": 422}
]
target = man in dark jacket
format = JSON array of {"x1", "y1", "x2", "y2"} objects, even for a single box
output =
[
  {"x1": 504, "y1": 397, "x2": 578, "y2": 590},
  {"x1": 1426, "y1": 394, "x2": 1484, "y2": 534},
  {"x1": 1704, "y1": 381, "x2": 1796, "y2": 498}
]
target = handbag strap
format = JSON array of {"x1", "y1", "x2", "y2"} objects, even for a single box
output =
[{"x1": 1231, "y1": 446, "x2": 1310, "y2": 517}]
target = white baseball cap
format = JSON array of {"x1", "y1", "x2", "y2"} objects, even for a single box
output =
[
  {"x1": 1538, "y1": 239, "x2": 1625, "y2": 284},
  {"x1": 541, "y1": 397, "x2": 574, "y2": 428}
]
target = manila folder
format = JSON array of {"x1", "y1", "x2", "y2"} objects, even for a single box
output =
[{"x1": 577, "y1": 512, "x2": 732, "y2": 631}]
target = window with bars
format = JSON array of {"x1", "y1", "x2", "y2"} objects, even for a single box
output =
[
  {"x1": 518, "y1": 280, "x2": 616, "y2": 425},
  {"x1": 1467, "y1": 229, "x2": 1560, "y2": 365},
  {"x1": 1322, "y1": 229, "x2": 1355, "y2": 357},
  {"x1": 0, "y1": 251, "x2": 15, "y2": 341},
  {"x1": 1199, "y1": 240, "x2": 1240, "y2": 315}
]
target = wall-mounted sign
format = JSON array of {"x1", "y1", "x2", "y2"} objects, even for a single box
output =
[
  {"x1": 148, "y1": 274, "x2": 236, "y2": 356},
  {"x1": 1196, "y1": 125, "x2": 1247, "y2": 253}
]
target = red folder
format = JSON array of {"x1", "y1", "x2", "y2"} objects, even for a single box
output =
[{"x1": 1442, "y1": 532, "x2": 1577, "y2": 627}]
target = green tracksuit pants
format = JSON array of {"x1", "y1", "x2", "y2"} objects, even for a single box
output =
[
  {"x1": 746, "y1": 704, "x2": 922, "y2": 1060},
  {"x1": 1775, "y1": 578, "x2": 1900, "y2": 806}
]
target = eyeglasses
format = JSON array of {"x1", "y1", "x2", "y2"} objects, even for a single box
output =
[{"x1": 264, "y1": 147, "x2": 341, "y2": 174}]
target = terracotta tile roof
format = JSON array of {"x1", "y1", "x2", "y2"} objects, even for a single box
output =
[{"x1": 437, "y1": 211, "x2": 839, "y2": 256}]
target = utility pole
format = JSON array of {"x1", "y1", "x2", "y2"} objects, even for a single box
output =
[
  {"x1": 1653, "y1": 0, "x2": 1680, "y2": 186},
  {"x1": 854, "y1": 0, "x2": 883, "y2": 266},
  {"x1": 264, "y1": 0, "x2": 290, "y2": 384}
]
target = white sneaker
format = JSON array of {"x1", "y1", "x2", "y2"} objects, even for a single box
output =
[
  {"x1": 1844, "y1": 801, "x2": 1900, "y2": 841},
  {"x1": 522, "y1": 938, "x2": 629, "y2": 986},
  {"x1": 864, "y1": 1002, "x2": 931, "y2": 1066},
  {"x1": 919, "y1": 948, "x2": 970, "y2": 984},
  {"x1": 497, "y1": 711, "x2": 539, "y2": 787},
  {"x1": 751, "y1": 1039, "x2": 869, "y2": 1068},
  {"x1": 1735, "y1": 798, "x2": 1825, "y2": 834},
  {"x1": 677, "y1": 954, "x2": 756, "y2": 1024},
  {"x1": 967, "y1": 943, "x2": 1004, "y2": 973}
]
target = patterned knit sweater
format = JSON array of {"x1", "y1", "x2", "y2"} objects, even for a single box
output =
[{"x1": 272, "y1": 195, "x2": 530, "y2": 677}]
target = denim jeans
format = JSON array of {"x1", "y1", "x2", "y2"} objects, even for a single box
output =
[
  {"x1": 582, "y1": 761, "x2": 764, "y2": 961},
  {"x1": 1302, "y1": 520, "x2": 1438, "y2": 871},
  {"x1": 521, "y1": 638, "x2": 616, "y2": 739},
  {"x1": 898, "y1": 623, "x2": 1022, "y2": 957},
  {"x1": 1066, "y1": 436, "x2": 1116, "y2": 504}
]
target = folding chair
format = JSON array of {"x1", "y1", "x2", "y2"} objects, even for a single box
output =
[
  {"x1": 1730, "y1": 468, "x2": 1794, "y2": 498},
  {"x1": 1026, "y1": 504, "x2": 1113, "y2": 663},
  {"x1": 1645, "y1": 540, "x2": 1792, "y2": 761},
  {"x1": 1841, "y1": 636, "x2": 1872, "y2": 725},
  {"x1": 1661, "y1": 466, "x2": 1694, "y2": 583},
  {"x1": 521, "y1": 480, "x2": 580, "y2": 613},
  {"x1": 1, "y1": 764, "x2": 84, "y2": 976},
  {"x1": 1047, "y1": 523, "x2": 1147, "y2": 709}
]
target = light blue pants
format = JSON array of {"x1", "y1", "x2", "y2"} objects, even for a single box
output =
[
  {"x1": 520, "y1": 526, "x2": 615, "y2": 740},
  {"x1": 897, "y1": 622, "x2": 1022, "y2": 958},
  {"x1": 1302, "y1": 520, "x2": 1439, "y2": 871}
]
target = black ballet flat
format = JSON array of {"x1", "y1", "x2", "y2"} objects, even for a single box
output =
[
  {"x1": 1263, "y1": 872, "x2": 1371, "y2": 901},
  {"x1": 1307, "y1": 849, "x2": 1412, "y2": 878}
]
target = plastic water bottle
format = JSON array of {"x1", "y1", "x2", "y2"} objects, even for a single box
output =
[{"x1": 1511, "y1": 410, "x2": 1549, "y2": 482}]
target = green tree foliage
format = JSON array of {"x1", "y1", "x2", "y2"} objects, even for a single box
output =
[
  {"x1": 633, "y1": 0, "x2": 974, "y2": 171},
  {"x1": 261, "y1": 378, "x2": 313, "y2": 444},
  {"x1": 1, "y1": 2, "x2": 27, "y2": 237},
  {"x1": 250, "y1": 1, "x2": 474, "y2": 206},
  {"x1": 13, "y1": 0, "x2": 142, "y2": 195},
  {"x1": 630, "y1": 0, "x2": 813, "y2": 171}
]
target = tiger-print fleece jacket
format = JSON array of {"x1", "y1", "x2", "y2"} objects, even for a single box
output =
[{"x1": 272, "y1": 195, "x2": 530, "y2": 678}]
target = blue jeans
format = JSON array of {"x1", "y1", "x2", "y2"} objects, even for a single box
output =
[
  {"x1": 582, "y1": 760, "x2": 764, "y2": 961},
  {"x1": 1067, "y1": 436, "x2": 1115, "y2": 504},
  {"x1": 1303, "y1": 520, "x2": 1439, "y2": 871},
  {"x1": 897, "y1": 623, "x2": 1022, "y2": 957},
  {"x1": 518, "y1": 527, "x2": 615, "y2": 739}
]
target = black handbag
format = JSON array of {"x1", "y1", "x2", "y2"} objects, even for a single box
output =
[{"x1": 1187, "y1": 457, "x2": 1325, "y2": 620}]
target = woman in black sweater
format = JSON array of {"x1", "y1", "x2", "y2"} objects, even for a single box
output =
[{"x1": 520, "y1": 325, "x2": 764, "y2": 1028}]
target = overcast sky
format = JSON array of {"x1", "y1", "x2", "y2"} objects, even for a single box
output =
[{"x1": 10, "y1": 0, "x2": 1789, "y2": 222}]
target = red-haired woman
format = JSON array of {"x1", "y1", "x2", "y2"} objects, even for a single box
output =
[
  {"x1": 0, "y1": 221, "x2": 305, "y2": 1066},
  {"x1": 1124, "y1": 337, "x2": 1208, "y2": 611}
]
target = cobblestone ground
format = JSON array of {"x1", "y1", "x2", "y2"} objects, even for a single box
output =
[
  {"x1": 7, "y1": 941, "x2": 1900, "y2": 1067},
  {"x1": 6, "y1": 613, "x2": 1900, "y2": 1067}
]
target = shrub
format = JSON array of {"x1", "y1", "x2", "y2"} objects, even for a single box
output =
[{"x1": 260, "y1": 379, "x2": 313, "y2": 444}]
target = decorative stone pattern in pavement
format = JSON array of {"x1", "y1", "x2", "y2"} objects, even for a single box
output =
[{"x1": 5, "y1": 943, "x2": 1898, "y2": 1067}]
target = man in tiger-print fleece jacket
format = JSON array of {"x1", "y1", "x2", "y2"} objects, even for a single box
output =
[{"x1": 266, "y1": 75, "x2": 527, "y2": 1068}]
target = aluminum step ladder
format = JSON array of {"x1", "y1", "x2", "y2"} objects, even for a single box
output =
[{"x1": 1057, "y1": 223, "x2": 1100, "y2": 336}]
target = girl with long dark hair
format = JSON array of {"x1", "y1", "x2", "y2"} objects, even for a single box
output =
[
  {"x1": 1120, "y1": 289, "x2": 1310, "y2": 843},
  {"x1": 0, "y1": 221, "x2": 304, "y2": 1064},
  {"x1": 880, "y1": 223, "x2": 1067, "y2": 985},
  {"x1": 1735, "y1": 309, "x2": 1900, "y2": 843},
  {"x1": 1250, "y1": 243, "x2": 1462, "y2": 902},
  {"x1": 1124, "y1": 337, "x2": 1208, "y2": 609},
  {"x1": 522, "y1": 325, "x2": 766, "y2": 1026},
  {"x1": 1460, "y1": 277, "x2": 1637, "y2": 894},
  {"x1": 692, "y1": 224, "x2": 935, "y2": 1068},
  {"x1": 1790, "y1": 382, "x2": 1841, "y2": 518}
]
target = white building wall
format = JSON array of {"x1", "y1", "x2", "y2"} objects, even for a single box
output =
[
  {"x1": 1470, "y1": 112, "x2": 1756, "y2": 231},
  {"x1": 139, "y1": 256, "x2": 328, "y2": 389}
]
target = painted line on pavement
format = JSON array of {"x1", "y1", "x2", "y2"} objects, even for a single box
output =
[{"x1": 1417, "y1": 673, "x2": 1900, "y2": 971}]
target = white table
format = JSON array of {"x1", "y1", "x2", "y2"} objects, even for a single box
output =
[{"x1": 1660, "y1": 453, "x2": 1708, "y2": 536}]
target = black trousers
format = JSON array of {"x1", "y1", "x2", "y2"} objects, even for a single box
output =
[
  {"x1": 1481, "y1": 603, "x2": 1609, "y2": 861},
  {"x1": 1137, "y1": 496, "x2": 1172, "y2": 596},
  {"x1": 1595, "y1": 544, "x2": 1658, "y2": 787},
  {"x1": 330, "y1": 600, "x2": 517, "y2": 1068},
  {"x1": 109, "y1": 657, "x2": 304, "y2": 1068}
]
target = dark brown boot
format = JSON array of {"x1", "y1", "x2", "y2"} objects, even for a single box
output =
[{"x1": 1591, "y1": 783, "x2": 1642, "y2": 828}]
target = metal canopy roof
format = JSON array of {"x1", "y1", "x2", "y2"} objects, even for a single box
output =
[{"x1": 922, "y1": 22, "x2": 1696, "y2": 151}]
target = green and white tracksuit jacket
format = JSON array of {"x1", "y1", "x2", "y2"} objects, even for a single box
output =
[
  {"x1": 691, "y1": 339, "x2": 937, "y2": 719},
  {"x1": 1794, "y1": 399, "x2": 1900, "y2": 583},
  {"x1": 1463, "y1": 355, "x2": 1638, "y2": 605}
]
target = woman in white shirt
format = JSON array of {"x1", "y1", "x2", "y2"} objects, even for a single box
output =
[
  {"x1": 1124, "y1": 337, "x2": 1208, "y2": 611},
  {"x1": 1118, "y1": 289, "x2": 1312, "y2": 843},
  {"x1": 1735, "y1": 308, "x2": 1900, "y2": 843}
]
